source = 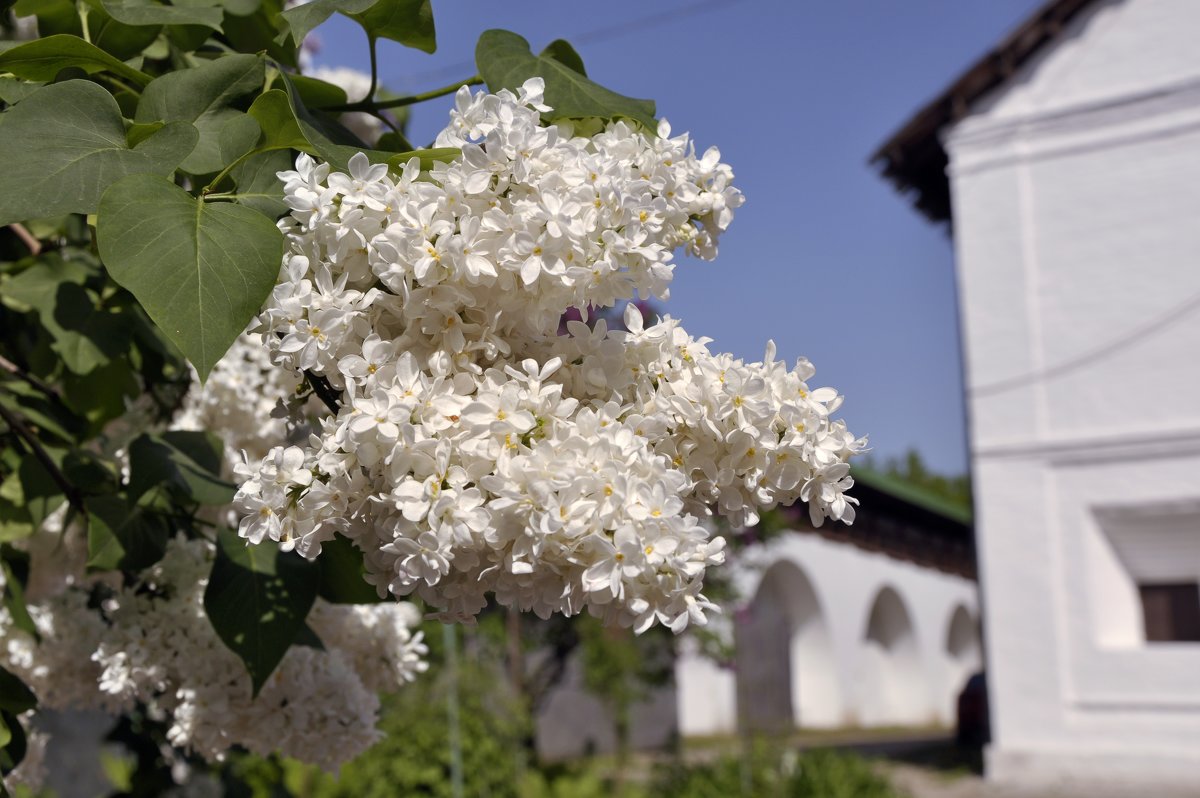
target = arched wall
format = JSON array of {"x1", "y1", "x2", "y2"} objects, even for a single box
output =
[
  {"x1": 734, "y1": 559, "x2": 843, "y2": 731},
  {"x1": 679, "y1": 531, "x2": 979, "y2": 738},
  {"x1": 943, "y1": 604, "x2": 983, "y2": 718},
  {"x1": 859, "y1": 584, "x2": 928, "y2": 726}
]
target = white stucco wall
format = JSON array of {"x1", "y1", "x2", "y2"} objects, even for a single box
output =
[
  {"x1": 676, "y1": 531, "x2": 979, "y2": 736},
  {"x1": 943, "y1": 0, "x2": 1200, "y2": 790}
]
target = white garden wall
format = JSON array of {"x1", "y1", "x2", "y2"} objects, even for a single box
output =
[{"x1": 676, "y1": 531, "x2": 979, "y2": 736}]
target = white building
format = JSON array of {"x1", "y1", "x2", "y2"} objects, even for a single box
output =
[
  {"x1": 675, "y1": 471, "x2": 981, "y2": 737},
  {"x1": 874, "y1": 0, "x2": 1200, "y2": 792}
]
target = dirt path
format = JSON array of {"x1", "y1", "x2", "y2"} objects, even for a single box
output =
[{"x1": 878, "y1": 761, "x2": 1199, "y2": 798}]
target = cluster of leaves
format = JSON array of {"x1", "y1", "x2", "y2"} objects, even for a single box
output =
[
  {"x1": 0, "y1": 0, "x2": 665, "y2": 783},
  {"x1": 866, "y1": 449, "x2": 972, "y2": 510},
  {"x1": 206, "y1": 625, "x2": 530, "y2": 798},
  {"x1": 204, "y1": 616, "x2": 669, "y2": 798},
  {"x1": 651, "y1": 745, "x2": 907, "y2": 798}
]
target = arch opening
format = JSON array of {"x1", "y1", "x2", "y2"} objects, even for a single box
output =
[
  {"x1": 734, "y1": 560, "x2": 842, "y2": 733},
  {"x1": 859, "y1": 585, "x2": 927, "y2": 726},
  {"x1": 943, "y1": 604, "x2": 982, "y2": 720}
]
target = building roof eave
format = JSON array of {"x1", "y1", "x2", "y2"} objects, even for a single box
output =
[{"x1": 870, "y1": 0, "x2": 1098, "y2": 223}]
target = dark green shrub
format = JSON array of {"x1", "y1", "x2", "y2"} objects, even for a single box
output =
[{"x1": 652, "y1": 746, "x2": 905, "y2": 798}]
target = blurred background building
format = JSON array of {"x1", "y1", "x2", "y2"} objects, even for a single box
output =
[
  {"x1": 874, "y1": 0, "x2": 1200, "y2": 792},
  {"x1": 675, "y1": 472, "x2": 979, "y2": 738}
]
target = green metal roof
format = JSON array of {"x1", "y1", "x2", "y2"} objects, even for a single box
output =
[{"x1": 851, "y1": 466, "x2": 974, "y2": 526}]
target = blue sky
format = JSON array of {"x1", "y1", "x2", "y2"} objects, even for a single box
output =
[{"x1": 312, "y1": 0, "x2": 1046, "y2": 476}]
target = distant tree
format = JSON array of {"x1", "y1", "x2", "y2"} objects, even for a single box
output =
[{"x1": 875, "y1": 449, "x2": 972, "y2": 509}]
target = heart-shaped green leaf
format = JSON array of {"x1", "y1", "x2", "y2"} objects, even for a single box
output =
[
  {"x1": 127, "y1": 430, "x2": 234, "y2": 505},
  {"x1": 476, "y1": 30, "x2": 656, "y2": 130},
  {"x1": 86, "y1": 494, "x2": 172, "y2": 572},
  {"x1": 0, "y1": 34, "x2": 152, "y2": 85},
  {"x1": 289, "y1": 73, "x2": 348, "y2": 109},
  {"x1": 317, "y1": 535, "x2": 384, "y2": 604},
  {"x1": 0, "y1": 667, "x2": 36, "y2": 715},
  {"x1": 348, "y1": 0, "x2": 434, "y2": 53},
  {"x1": 383, "y1": 146, "x2": 460, "y2": 173},
  {"x1": 102, "y1": 0, "x2": 224, "y2": 29},
  {"x1": 136, "y1": 53, "x2": 265, "y2": 173},
  {"x1": 539, "y1": 39, "x2": 586, "y2": 76},
  {"x1": 227, "y1": 148, "x2": 291, "y2": 218},
  {"x1": 246, "y1": 88, "x2": 314, "y2": 153},
  {"x1": 204, "y1": 528, "x2": 319, "y2": 696},
  {"x1": 96, "y1": 173, "x2": 283, "y2": 381},
  {"x1": 0, "y1": 81, "x2": 198, "y2": 225},
  {"x1": 278, "y1": 0, "x2": 374, "y2": 45},
  {"x1": 0, "y1": 548, "x2": 37, "y2": 641}
]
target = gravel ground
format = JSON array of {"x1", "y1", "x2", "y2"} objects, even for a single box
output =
[
  {"x1": 877, "y1": 760, "x2": 1200, "y2": 798},
  {"x1": 880, "y1": 762, "x2": 1065, "y2": 798}
]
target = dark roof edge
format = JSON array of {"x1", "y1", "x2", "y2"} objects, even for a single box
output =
[
  {"x1": 870, "y1": 0, "x2": 1098, "y2": 223},
  {"x1": 851, "y1": 466, "x2": 973, "y2": 527}
]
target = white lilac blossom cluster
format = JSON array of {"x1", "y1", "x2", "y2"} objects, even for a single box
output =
[
  {"x1": 0, "y1": 339, "x2": 429, "y2": 776},
  {"x1": 235, "y1": 78, "x2": 865, "y2": 633},
  {"x1": 174, "y1": 332, "x2": 312, "y2": 470},
  {"x1": 94, "y1": 537, "x2": 428, "y2": 769},
  {"x1": 0, "y1": 535, "x2": 427, "y2": 772}
]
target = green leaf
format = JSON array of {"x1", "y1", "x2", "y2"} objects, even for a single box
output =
[
  {"x1": 0, "y1": 547, "x2": 37, "y2": 641},
  {"x1": 278, "y1": 0, "x2": 374, "y2": 45},
  {"x1": 348, "y1": 0, "x2": 435, "y2": 54},
  {"x1": 161, "y1": 429, "x2": 224, "y2": 474},
  {"x1": 126, "y1": 120, "x2": 165, "y2": 147},
  {"x1": 0, "y1": 382, "x2": 83, "y2": 445},
  {"x1": 289, "y1": 73, "x2": 347, "y2": 109},
  {"x1": 208, "y1": 0, "x2": 261, "y2": 16},
  {"x1": 135, "y1": 53, "x2": 266, "y2": 173},
  {"x1": 318, "y1": 534, "x2": 383, "y2": 604},
  {"x1": 0, "y1": 667, "x2": 34, "y2": 715},
  {"x1": 245, "y1": 88, "x2": 313, "y2": 153},
  {"x1": 228, "y1": 148, "x2": 290, "y2": 218},
  {"x1": 0, "y1": 33, "x2": 153, "y2": 85},
  {"x1": 17, "y1": 453, "x2": 65, "y2": 529},
  {"x1": 103, "y1": 0, "x2": 224, "y2": 28},
  {"x1": 475, "y1": 30, "x2": 656, "y2": 130},
  {"x1": 223, "y1": 2, "x2": 298, "y2": 68},
  {"x1": 45, "y1": 283, "x2": 130, "y2": 374},
  {"x1": 0, "y1": 513, "x2": 34, "y2": 545},
  {"x1": 384, "y1": 146, "x2": 459, "y2": 173},
  {"x1": 292, "y1": 622, "x2": 325, "y2": 649},
  {"x1": 376, "y1": 130, "x2": 414, "y2": 152},
  {"x1": 204, "y1": 528, "x2": 319, "y2": 696},
  {"x1": 166, "y1": 21, "x2": 212, "y2": 51},
  {"x1": 87, "y1": 3, "x2": 163, "y2": 60},
  {"x1": 0, "y1": 254, "x2": 91, "y2": 313},
  {"x1": 62, "y1": 358, "x2": 139, "y2": 430},
  {"x1": 0, "y1": 81, "x2": 199, "y2": 224},
  {"x1": 0, "y1": 77, "x2": 43, "y2": 104},
  {"x1": 272, "y1": 70, "x2": 376, "y2": 164},
  {"x1": 3, "y1": 259, "x2": 129, "y2": 374},
  {"x1": 0, "y1": 709, "x2": 26, "y2": 775},
  {"x1": 62, "y1": 449, "x2": 120, "y2": 495},
  {"x1": 217, "y1": 112, "x2": 264, "y2": 166},
  {"x1": 12, "y1": 0, "x2": 79, "y2": 39},
  {"x1": 539, "y1": 39, "x2": 586, "y2": 76},
  {"x1": 86, "y1": 494, "x2": 171, "y2": 571},
  {"x1": 96, "y1": 173, "x2": 283, "y2": 381},
  {"x1": 126, "y1": 431, "x2": 233, "y2": 505}
]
